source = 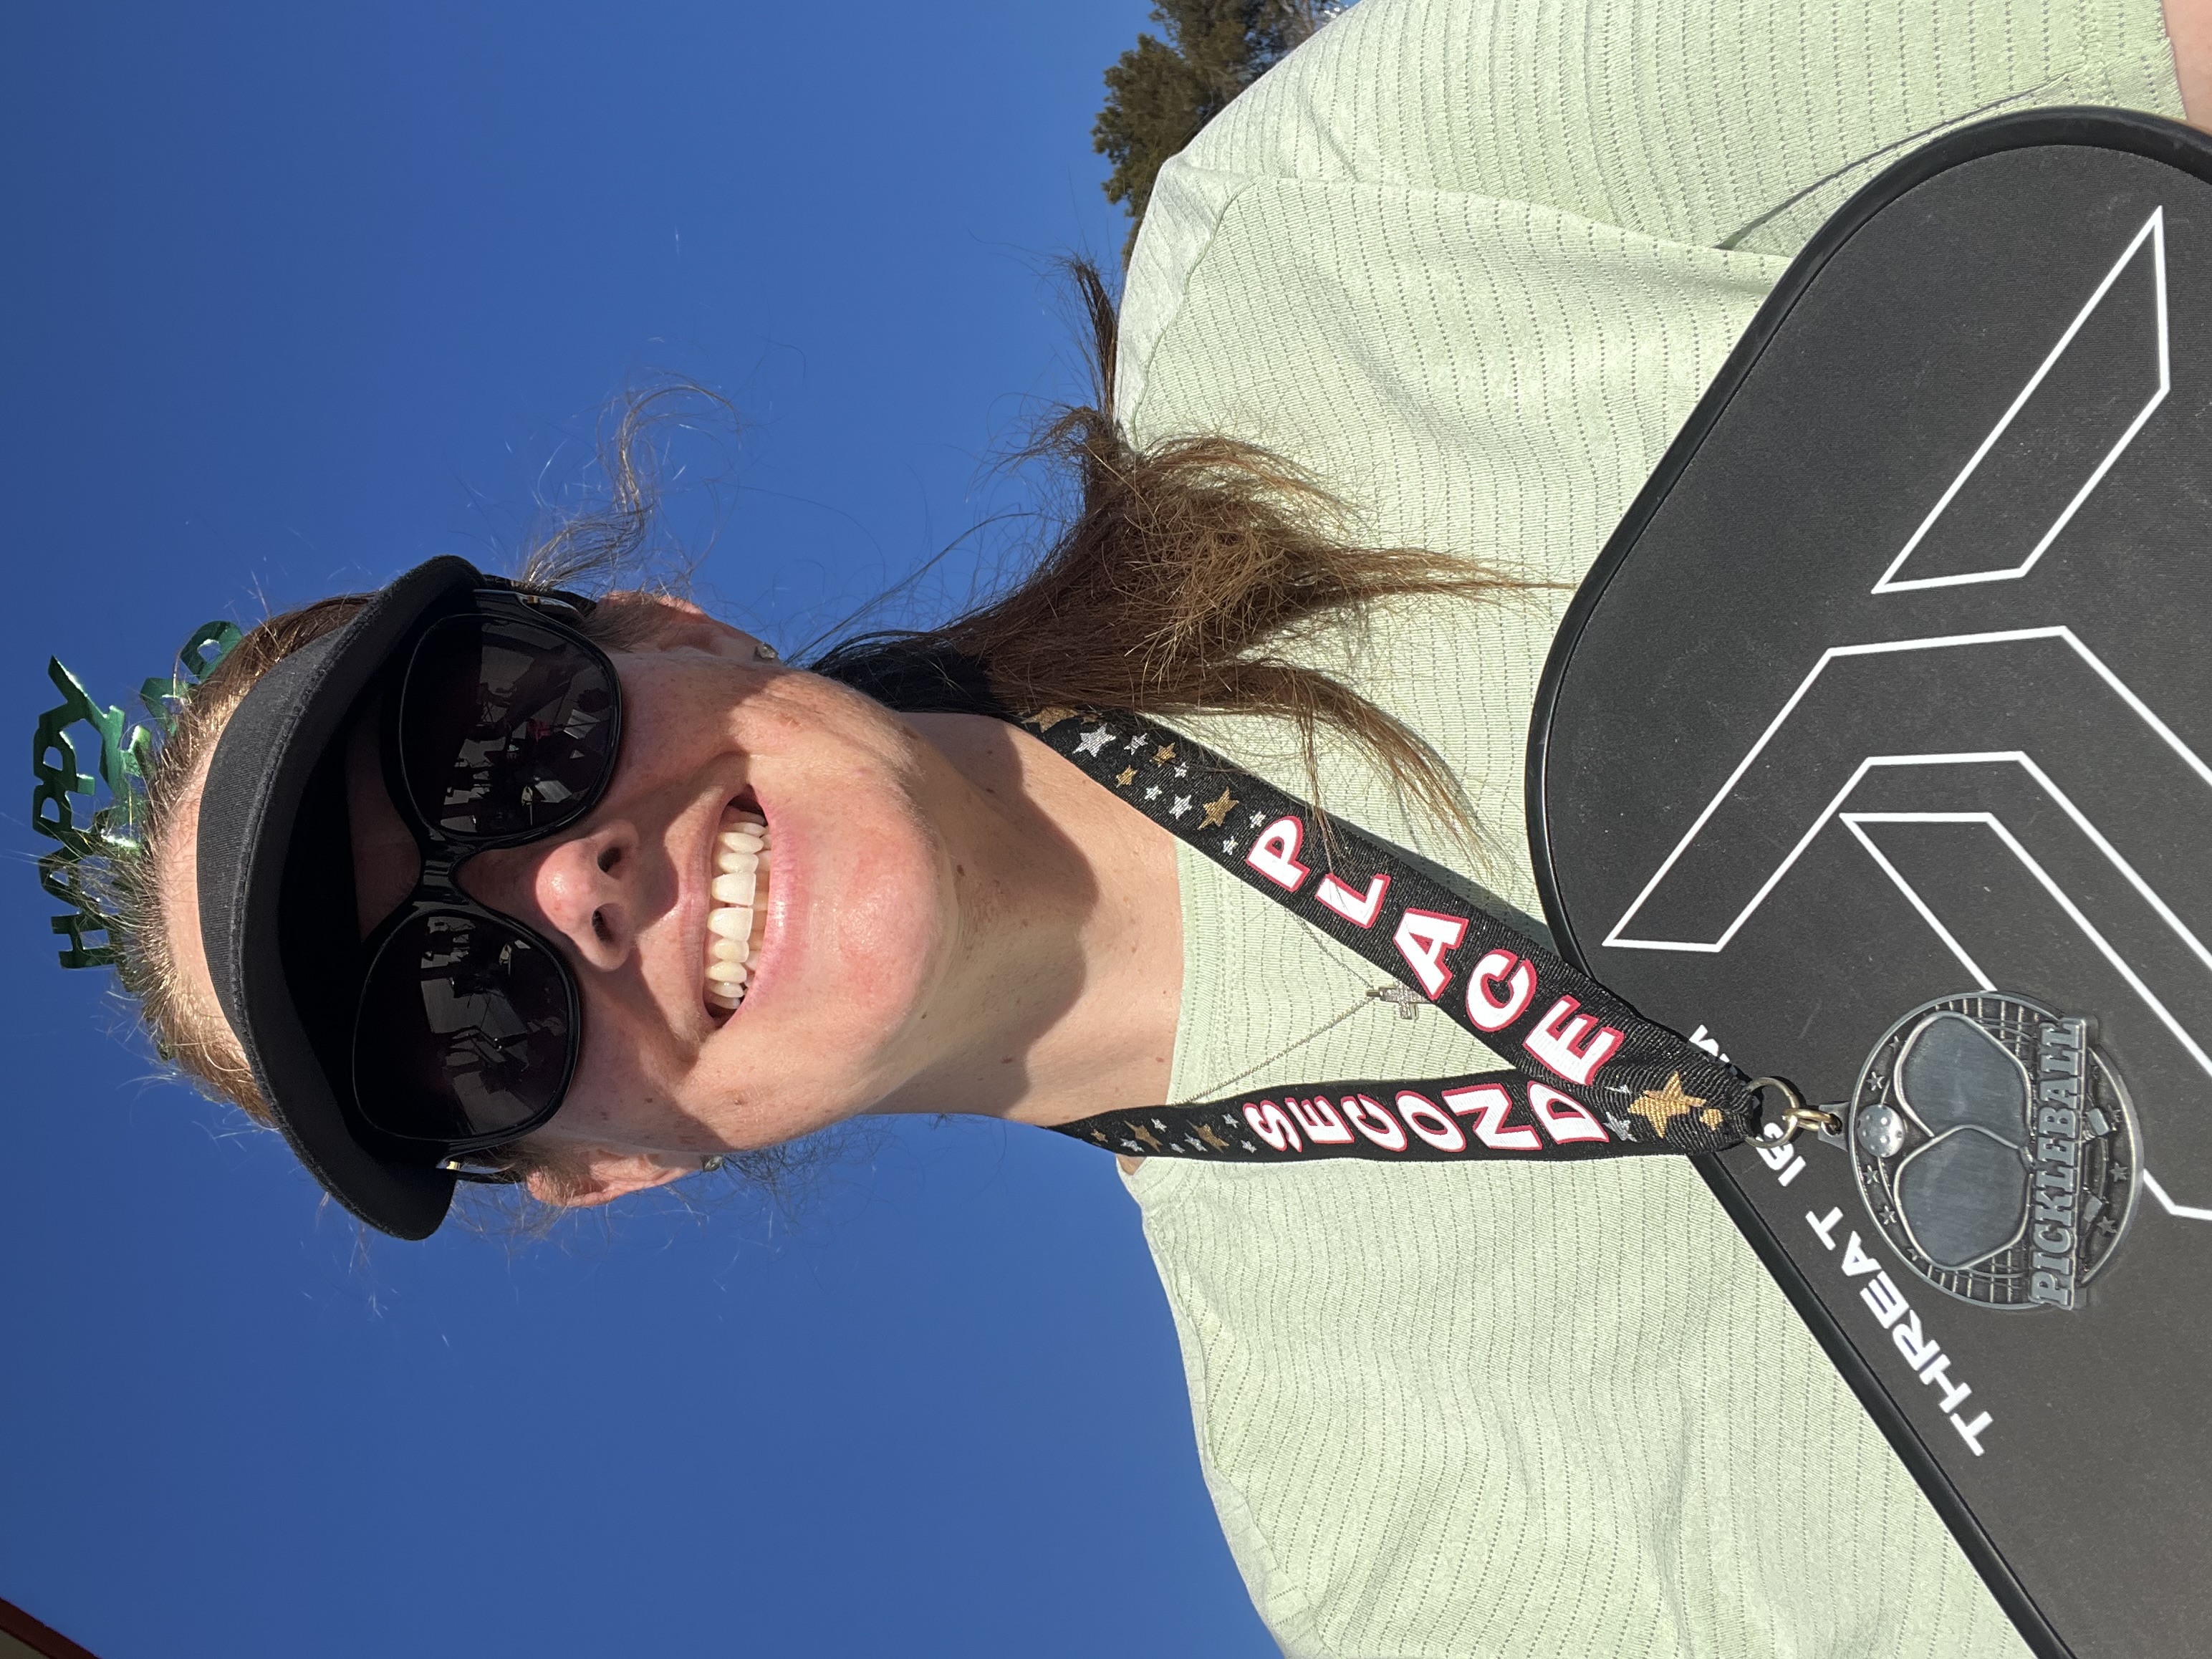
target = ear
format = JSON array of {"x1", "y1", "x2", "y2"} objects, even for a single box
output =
[
  {"x1": 524, "y1": 1147, "x2": 695, "y2": 1208},
  {"x1": 597, "y1": 591, "x2": 766, "y2": 662}
]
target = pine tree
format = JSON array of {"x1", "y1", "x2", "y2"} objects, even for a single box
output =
[{"x1": 1094, "y1": 1, "x2": 1346, "y2": 256}]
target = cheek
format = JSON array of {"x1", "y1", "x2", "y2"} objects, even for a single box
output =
[
  {"x1": 598, "y1": 645, "x2": 782, "y2": 787},
  {"x1": 681, "y1": 773, "x2": 959, "y2": 1138},
  {"x1": 560, "y1": 994, "x2": 698, "y2": 1144},
  {"x1": 754, "y1": 685, "x2": 954, "y2": 1004},
  {"x1": 816, "y1": 807, "x2": 953, "y2": 1019}
]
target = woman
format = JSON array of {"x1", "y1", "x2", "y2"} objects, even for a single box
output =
[{"x1": 37, "y1": 0, "x2": 2210, "y2": 1653}]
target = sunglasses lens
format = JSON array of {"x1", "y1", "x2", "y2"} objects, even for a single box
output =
[
  {"x1": 353, "y1": 910, "x2": 576, "y2": 1143},
  {"x1": 399, "y1": 612, "x2": 618, "y2": 840}
]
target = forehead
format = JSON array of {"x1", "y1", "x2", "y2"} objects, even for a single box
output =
[{"x1": 155, "y1": 744, "x2": 246, "y2": 1067}]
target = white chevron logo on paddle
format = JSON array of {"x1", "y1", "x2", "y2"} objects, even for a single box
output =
[
  {"x1": 1605, "y1": 207, "x2": 2210, "y2": 1223},
  {"x1": 1872, "y1": 209, "x2": 2170, "y2": 593}
]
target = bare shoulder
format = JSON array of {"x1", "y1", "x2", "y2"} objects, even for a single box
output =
[{"x1": 2166, "y1": 0, "x2": 2212, "y2": 130}]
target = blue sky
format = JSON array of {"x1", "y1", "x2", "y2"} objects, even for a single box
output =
[{"x1": 0, "y1": 5, "x2": 1279, "y2": 1655}]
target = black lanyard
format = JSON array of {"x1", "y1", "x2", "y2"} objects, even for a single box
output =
[{"x1": 1022, "y1": 706, "x2": 1766, "y2": 1164}]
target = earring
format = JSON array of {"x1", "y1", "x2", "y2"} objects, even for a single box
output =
[
  {"x1": 701, "y1": 1153, "x2": 726, "y2": 1173},
  {"x1": 752, "y1": 642, "x2": 779, "y2": 661}
]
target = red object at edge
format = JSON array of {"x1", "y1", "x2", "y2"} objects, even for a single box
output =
[{"x1": 0, "y1": 1598, "x2": 100, "y2": 1659}]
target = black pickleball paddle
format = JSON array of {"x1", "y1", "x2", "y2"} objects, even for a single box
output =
[{"x1": 1531, "y1": 108, "x2": 2212, "y2": 1659}]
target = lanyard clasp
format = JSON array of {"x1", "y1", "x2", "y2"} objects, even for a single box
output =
[{"x1": 1741, "y1": 1075, "x2": 1842, "y2": 1150}]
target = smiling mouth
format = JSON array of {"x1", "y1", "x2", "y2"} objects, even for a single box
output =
[{"x1": 705, "y1": 805, "x2": 771, "y2": 1014}]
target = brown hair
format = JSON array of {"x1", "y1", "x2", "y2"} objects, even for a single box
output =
[
  {"x1": 117, "y1": 260, "x2": 1512, "y2": 1160},
  {"x1": 813, "y1": 264, "x2": 1507, "y2": 843},
  {"x1": 122, "y1": 595, "x2": 370, "y2": 1119}
]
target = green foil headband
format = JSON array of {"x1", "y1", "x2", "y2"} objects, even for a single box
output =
[{"x1": 32, "y1": 621, "x2": 242, "y2": 971}]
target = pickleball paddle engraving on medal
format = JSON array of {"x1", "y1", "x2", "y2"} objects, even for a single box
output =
[{"x1": 1847, "y1": 993, "x2": 2140, "y2": 1310}]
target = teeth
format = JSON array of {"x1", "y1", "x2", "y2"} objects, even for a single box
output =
[{"x1": 705, "y1": 811, "x2": 771, "y2": 1013}]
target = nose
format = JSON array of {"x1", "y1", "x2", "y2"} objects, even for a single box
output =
[{"x1": 460, "y1": 824, "x2": 645, "y2": 971}]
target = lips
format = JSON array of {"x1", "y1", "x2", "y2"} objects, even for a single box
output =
[{"x1": 704, "y1": 807, "x2": 770, "y2": 1012}]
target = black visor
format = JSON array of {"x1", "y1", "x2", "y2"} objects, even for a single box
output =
[{"x1": 198, "y1": 557, "x2": 494, "y2": 1239}]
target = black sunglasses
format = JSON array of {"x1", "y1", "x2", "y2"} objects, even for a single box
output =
[{"x1": 347, "y1": 586, "x2": 622, "y2": 1163}]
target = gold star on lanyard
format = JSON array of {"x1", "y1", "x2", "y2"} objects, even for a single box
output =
[
  {"x1": 1130, "y1": 1122, "x2": 1163, "y2": 1151},
  {"x1": 1629, "y1": 1073, "x2": 1708, "y2": 1140},
  {"x1": 1115, "y1": 766, "x2": 1138, "y2": 787},
  {"x1": 1024, "y1": 706, "x2": 1077, "y2": 732},
  {"x1": 1195, "y1": 1122, "x2": 1230, "y2": 1151},
  {"x1": 1153, "y1": 744, "x2": 1177, "y2": 764},
  {"x1": 1198, "y1": 787, "x2": 1238, "y2": 829}
]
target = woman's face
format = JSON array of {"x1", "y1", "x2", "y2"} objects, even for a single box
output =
[{"x1": 343, "y1": 600, "x2": 984, "y2": 1197}]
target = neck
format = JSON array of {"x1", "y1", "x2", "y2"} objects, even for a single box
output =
[{"x1": 871, "y1": 711, "x2": 1182, "y2": 1127}]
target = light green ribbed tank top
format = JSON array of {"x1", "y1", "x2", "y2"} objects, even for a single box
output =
[{"x1": 1114, "y1": 2, "x2": 2183, "y2": 1653}]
